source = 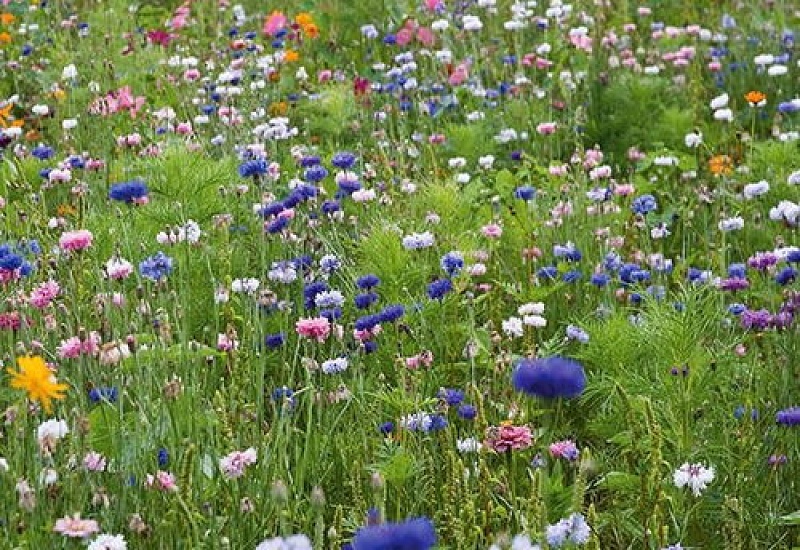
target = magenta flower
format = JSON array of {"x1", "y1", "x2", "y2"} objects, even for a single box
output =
[
  {"x1": 296, "y1": 317, "x2": 332, "y2": 343},
  {"x1": 59, "y1": 229, "x2": 93, "y2": 252},
  {"x1": 484, "y1": 424, "x2": 533, "y2": 453}
]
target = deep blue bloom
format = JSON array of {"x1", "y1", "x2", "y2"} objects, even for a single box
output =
[
  {"x1": 0, "y1": 253, "x2": 23, "y2": 271},
  {"x1": 778, "y1": 101, "x2": 800, "y2": 114},
  {"x1": 438, "y1": 388, "x2": 464, "y2": 406},
  {"x1": 514, "y1": 185, "x2": 537, "y2": 200},
  {"x1": 363, "y1": 340, "x2": 379, "y2": 354},
  {"x1": 728, "y1": 263, "x2": 747, "y2": 279},
  {"x1": 775, "y1": 266, "x2": 797, "y2": 286},
  {"x1": 303, "y1": 281, "x2": 329, "y2": 309},
  {"x1": 379, "y1": 421, "x2": 395, "y2": 435},
  {"x1": 383, "y1": 34, "x2": 397, "y2": 45},
  {"x1": 31, "y1": 145, "x2": 55, "y2": 160},
  {"x1": 562, "y1": 270, "x2": 582, "y2": 283},
  {"x1": 728, "y1": 303, "x2": 746, "y2": 315},
  {"x1": 158, "y1": 448, "x2": 169, "y2": 467},
  {"x1": 109, "y1": 179, "x2": 149, "y2": 203},
  {"x1": 260, "y1": 201, "x2": 285, "y2": 218},
  {"x1": 282, "y1": 192, "x2": 303, "y2": 209},
  {"x1": 379, "y1": 304, "x2": 405, "y2": 323},
  {"x1": 537, "y1": 266, "x2": 559, "y2": 280},
  {"x1": 88, "y1": 387, "x2": 118, "y2": 403},
  {"x1": 457, "y1": 404, "x2": 476, "y2": 420},
  {"x1": 631, "y1": 194, "x2": 658, "y2": 215},
  {"x1": 351, "y1": 517, "x2": 437, "y2": 550},
  {"x1": 440, "y1": 251, "x2": 464, "y2": 277},
  {"x1": 355, "y1": 292, "x2": 379, "y2": 309},
  {"x1": 776, "y1": 407, "x2": 800, "y2": 426},
  {"x1": 139, "y1": 252, "x2": 173, "y2": 281},
  {"x1": 265, "y1": 217, "x2": 289, "y2": 234},
  {"x1": 238, "y1": 158, "x2": 268, "y2": 178},
  {"x1": 332, "y1": 151, "x2": 357, "y2": 169},
  {"x1": 787, "y1": 250, "x2": 800, "y2": 264},
  {"x1": 322, "y1": 200, "x2": 341, "y2": 214},
  {"x1": 554, "y1": 244, "x2": 582, "y2": 262},
  {"x1": 357, "y1": 274, "x2": 381, "y2": 289},
  {"x1": 427, "y1": 279, "x2": 453, "y2": 300},
  {"x1": 338, "y1": 178, "x2": 362, "y2": 195},
  {"x1": 272, "y1": 387, "x2": 294, "y2": 401},
  {"x1": 265, "y1": 333, "x2": 286, "y2": 349},
  {"x1": 320, "y1": 307, "x2": 343, "y2": 321},
  {"x1": 428, "y1": 414, "x2": 448, "y2": 431},
  {"x1": 512, "y1": 356, "x2": 586, "y2": 399},
  {"x1": 590, "y1": 273, "x2": 610, "y2": 287},
  {"x1": 304, "y1": 165, "x2": 329, "y2": 183},
  {"x1": 510, "y1": 150, "x2": 523, "y2": 161},
  {"x1": 355, "y1": 314, "x2": 382, "y2": 331}
]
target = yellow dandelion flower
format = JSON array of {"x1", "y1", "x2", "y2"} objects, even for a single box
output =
[{"x1": 7, "y1": 356, "x2": 68, "y2": 413}]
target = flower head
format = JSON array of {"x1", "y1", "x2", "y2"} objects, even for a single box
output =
[
  {"x1": 351, "y1": 516, "x2": 436, "y2": 550},
  {"x1": 7, "y1": 356, "x2": 68, "y2": 413},
  {"x1": 512, "y1": 357, "x2": 586, "y2": 399},
  {"x1": 673, "y1": 462, "x2": 714, "y2": 496}
]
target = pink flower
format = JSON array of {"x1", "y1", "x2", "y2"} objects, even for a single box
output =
[
  {"x1": 485, "y1": 425, "x2": 533, "y2": 453},
  {"x1": 396, "y1": 27, "x2": 414, "y2": 46},
  {"x1": 424, "y1": 0, "x2": 442, "y2": 11},
  {"x1": 57, "y1": 336, "x2": 83, "y2": 359},
  {"x1": 481, "y1": 223, "x2": 503, "y2": 239},
  {"x1": 295, "y1": 317, "x2": 331, "y2": 343},
  {"x1": 83, "y1": 451, "x2": 107, "y2": 472},
  {"x1": 59, "y1": 229, "x2": 93, "y2": 252},
  {"x1": 53, "y1": 514, "x2": 100, "y2": 538},
  {"x1": 416, "y1": 26, "x2": 435, "y2": 47},
  {"x1": 263, "y1": 11, "x2": 287, "y2": 36},
  {"x1": 29, "y1": 280, "x2": 60, "y2": 309},
  {"x1": 549, "y1": 439, "x2": 580, "y2": 461},
  {"x1": 146, "y1": 470, "x2": 178, "y2": 492},
  {"x1": 536, "y1": 122, "x2": 558, "y2": 135},
  {"x1": 219, "y1": 447, "x2": 258, "y2": 479}
]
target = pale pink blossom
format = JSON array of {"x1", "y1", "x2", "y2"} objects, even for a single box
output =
[
  {"x1": 53, "y1": 514, "x2": 100, "y2": 538},
  {"x1": 59, "y1": 229, "x2": 93, "y2": 252},
  {"x1": 219, "y1": 448, "x2": 258, "y2": 479},
  {"x1": 295, "y1": 317, "x2": 331, "y2": 342}
]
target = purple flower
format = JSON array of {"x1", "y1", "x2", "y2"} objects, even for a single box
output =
[
  {"x1": 776, "y1": 407, "x2": 800, "y2": 426},
  {"x1": 351, "y1": 517, "x2": 437, "y2": 550}
]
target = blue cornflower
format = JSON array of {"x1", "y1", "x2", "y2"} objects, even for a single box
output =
[
  {"x1": 355, "y1": 292, "x2": 379, "y2": 309},
  {"x1": 31, "y1": 144, "x2": 55, "y2": 160},
  {"x1": 357, "y1": 274, "x2": 381, "y2": 289},
  {"x1": 304, "y1": 165, "x2": 329, "y2": 183},
  {"x1": 728, "y1": 303, "x2": 746, "y2": 315},
  {"x1": 379, "y1": 421, "x2": 395, "y2": 435},
  {"x1": 238, "y1": 158, "x2": 268, "y2": 178},
  {"x1": 775, "y1": 266, "x2": 797, "y2": 286},
  {"x1": 355, "y1": 314, "x2": 382, "y2": 332},
  {"x1": 352, "y1": 517, "x2": 437, "y2": 550},
  {"x1": 319, "y1": 254, "x2": 341, "y2": 273},
  {"x1": 776, "y1": 406, "x2": 800, "y2": 426},
  {"x1": 554, "y1": 243, "x2": 582, "y2": 262},
  {"x1": 109, "y1": 179, "x2": 149, "y2": 203},
  {"x1": 319, "y1": 307, "x2": 343, "y2": 321},
  {"x1": 299, "y1": 155, "x2": 321, "y2": 167},
  {"x1": 314, "y1": 290, "x2": 345, "y2": 309},
  {"x1": 457, "y1": 404, "x2": 476, "y2": 420},
  {"x1": 512, "y1": 357, "x2": 586, "y2": 399},
  {"x1": 303, "y1": 281, "x2": 329, "y2": 309},
  {"x1": 427, "y1": 279, "x2": 453, "y2": 300},
  {"x1": 513, "y1": 185, "x2": 537, "y2": 200},
  {"x1": 379, "y1": 305, "x2": 405, "y2": 323},
  {"x1": 322, "y1": 200, "x2": 341, "y2": 214},
  {"x1": 264, "y1": 333, "x2": 286, "y2": 349},
  {"x1": 157, "y1": 448, "x2": 169, "y2": 467},
  {"x1": 438, "y1": 388, "x2": 464, "y2": 406},
  {"x1": 260, "y1": 201, "x2": 285, "y2": 218},
  {"x1": 562, "y1": 270, "x2": 582, "y2": 283},
  {"x1": 537, "y1": 266, "x2": 559, "y2": 280},
  {"x1": 440, "y1": 251, "x2": 464, "y2": 277},
  {"x1": 590, "y1": 273, "x2": 610, "y2": 287},
  {"x1": 88, "y1": 387, "x2": 118, "y2": 403},
  {"x1": 0, "y1": 252, "x2": 23, "y2": 271},
  {"x1": 631, "y1": 194, "x2": 658, "y2": 215},
  {"x1": 139, "y1": 252, "x2": 173, "y2": 281},
  {"x1": 428, "y1": 414, "x2": 448, "y2": 431},
  {"x1": 265, "y1": 217, "x2": 289, "y2": 234},
  {"x1": 566, "y1": 325, "x2": 590, "y2": 343},
  {"x1": 332, "y1": 151, "x2": 357, "y2": 169},
  {"x1": 728, "y1": 263, "x2": 747, "y2": 279}
]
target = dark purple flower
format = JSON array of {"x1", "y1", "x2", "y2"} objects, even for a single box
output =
[{"x1": 512, "y1": 357, "x2": 586, "y2": 399}]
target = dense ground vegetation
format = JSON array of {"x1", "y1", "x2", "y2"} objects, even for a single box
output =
[{"x1": 0, "y1": 0, "x2": 798, "y2": 548}]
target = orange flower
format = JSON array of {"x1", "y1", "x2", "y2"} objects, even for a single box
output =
[
  {"x1": 7, "y1": 356, "x2": 68, "y2": 413},
  {"x1": 302, "y1": 23, "x2": 319, "y2": 38},
  {"x1": 744, "y1": 90, "x2": 766, "y2": 107},
  {"x1": 0, "y1": 32, "x2": 11, "y2": 45},
  {"x1": 269, "y1": 101, "x2": 289, "y2": 117},
  {"x1": 708, "y1": 154, "x2": 733, "y2": 176},
  {"x1": 0, "y1": 103, "x2": 23, "y2": 128},
  {"x1": 283, "y1": 49, "x2": 299, "y2": 63},
  {"x1": 295, "y1": 13, "x2": 314, "y2": 26},
  {"x1": 0, "y1": 13, "x2": 15, "y2": 25},
  {"x1": 56, "y1": 203, "x2": 77, "y2": 217}
]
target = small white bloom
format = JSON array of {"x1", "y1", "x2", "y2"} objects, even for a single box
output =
[
  {"x1": 457, "y1": 437, "x2": 482, "y2": 453},
  {"x1": 743, "y1": 180, "x2": 770, "y2": 199},
  {"x1": 718, "y1": 216, "x2": 744, "y2": 231},
  {"x1": 710, "y1": 93, "x2": 729, "y2": 110},
  {"x1": 502, "y1": 316, "x2": 524, "y2": 338},
  {"x1": 673, "y1": 462, "x2": 714, "y2": 496}
]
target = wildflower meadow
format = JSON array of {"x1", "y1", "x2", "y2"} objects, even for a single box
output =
[{"x1": 0, "y1": 0, "x2": 798, "y2": 548}]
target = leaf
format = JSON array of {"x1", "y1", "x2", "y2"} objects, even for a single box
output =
[
  {"x1": 201, "y1": 454, "x2": 216, "y2": 479},
  {"x1": 596, "y1": 472, "x2": 641, "y2": 493},
  {"x1": 777, "y1": 511, "x2": 800, "y2": 525}
]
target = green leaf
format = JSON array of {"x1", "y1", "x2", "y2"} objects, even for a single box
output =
[{"x1": 777, "y1": 511, "x2": 800, "y2": 525}]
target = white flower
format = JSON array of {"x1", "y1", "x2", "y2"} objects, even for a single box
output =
[
  {"x1": 523, "y1": 315, "x2": 547, "y2": 327},
  {"x1": 255, "y1": 535, "x2": 312, "y2": 550},
  {"x1": 231, "y1": 278, "x2": 260, "y2": 293},
  {"x1": 31, "y1": 104, "x2": 49, "y2": 116},
  {"x1": 88, "y1": 534, "x2": 127, "y2": 550},
  {"x1": 61, "y1": 64, "x2": 78, "y2": 80},
  {"x1": 0, "y1": 457, "x2": 8, "y2": 472},
  {"x1": 718, "y1": 216, "x2": 744, "y2": 231},
  {"x1": 518, "y1": 302, "x2": 545, "y2": 316},
  {"x1": 462, "y1": 15, "x2": 483, "y2": 31},
  {"x1": 673, "y1": 462, "x2": 714, "y2": 496},
  {"x1": 713, "y1": 108, "x2": 734, "y2": 122},
  {"x1": 456, "y1": 437, "x2": 482, "y2": 453},
  {"x1": 62, "y1": 118, "x2": 78, "y2": 130},
  {"x1": 448, "y1": 157, "x2": 467, "y2": 169},
  {"x1": 478, "y1": 155, "x2": 495, "y2": 169},
  {"x1": 684, "y1": 131, "x2": 702, "y2": 148},
  {"x1": 37, "y1": 419, "x2": 69, "y2": 442},
  {"x1": 653, "y1": 156, "x2": 679, "y2": 167},
  {"x1": 768, "y1": 64, "x2": 788, "y2": 76},
  {"x1": 710, "y1": 92, "x2": 729, "y2": 110},
  {"x1": 769, "y1": 200, "x2": 800, "y2": 225},
  {"x1": 753, "y1": 54, "x2": 774, "y2": 65},
  {"x1": 502, "y1": 316, "x2": 524, "y2": 338},
  {"x1": 321, "y1": 357, "x2": 348, "y2": 374},
  {"x1": 788, "y1": 171, "x2": 800, "y2": 185},
  {"x1": 743, "y1": 180, "x2": 770, "y2": 199}
]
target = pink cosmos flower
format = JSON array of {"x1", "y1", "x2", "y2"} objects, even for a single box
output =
[
  {"x1": 424, "y1": 0, "x2": 442, "y2": 11},
  {"x1": 485, "y1": 425, "x2": 533, "y2": 453},
  {"x1": 296, "y1": 317, "x2": 331, "y2": 342},
  {"x1": 53, "y1": 514, "x2": 101, "y2": 538},
  {"x1": 536, "y1": 122, "x2": 557, "y2": 135},
  {"x1": 219, "y1": 447, "x2": 258, "y2": 479},
  {"x1": 416, "y1": 26, "x2": 435, "y2": 47},
  {"x1": 549, "y1": 439, "x2": 580, "y2": 461},
  {"x1": 396, "y1": 27, "x2": 414, "y2": 47},
  {"x1": 59, "y1": 229, "x2": 93, "y2": 252}
]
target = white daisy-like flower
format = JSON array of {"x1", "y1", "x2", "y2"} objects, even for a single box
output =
[{"x1": 673, "y1": 462, "x2": 715, "y2": 496}]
